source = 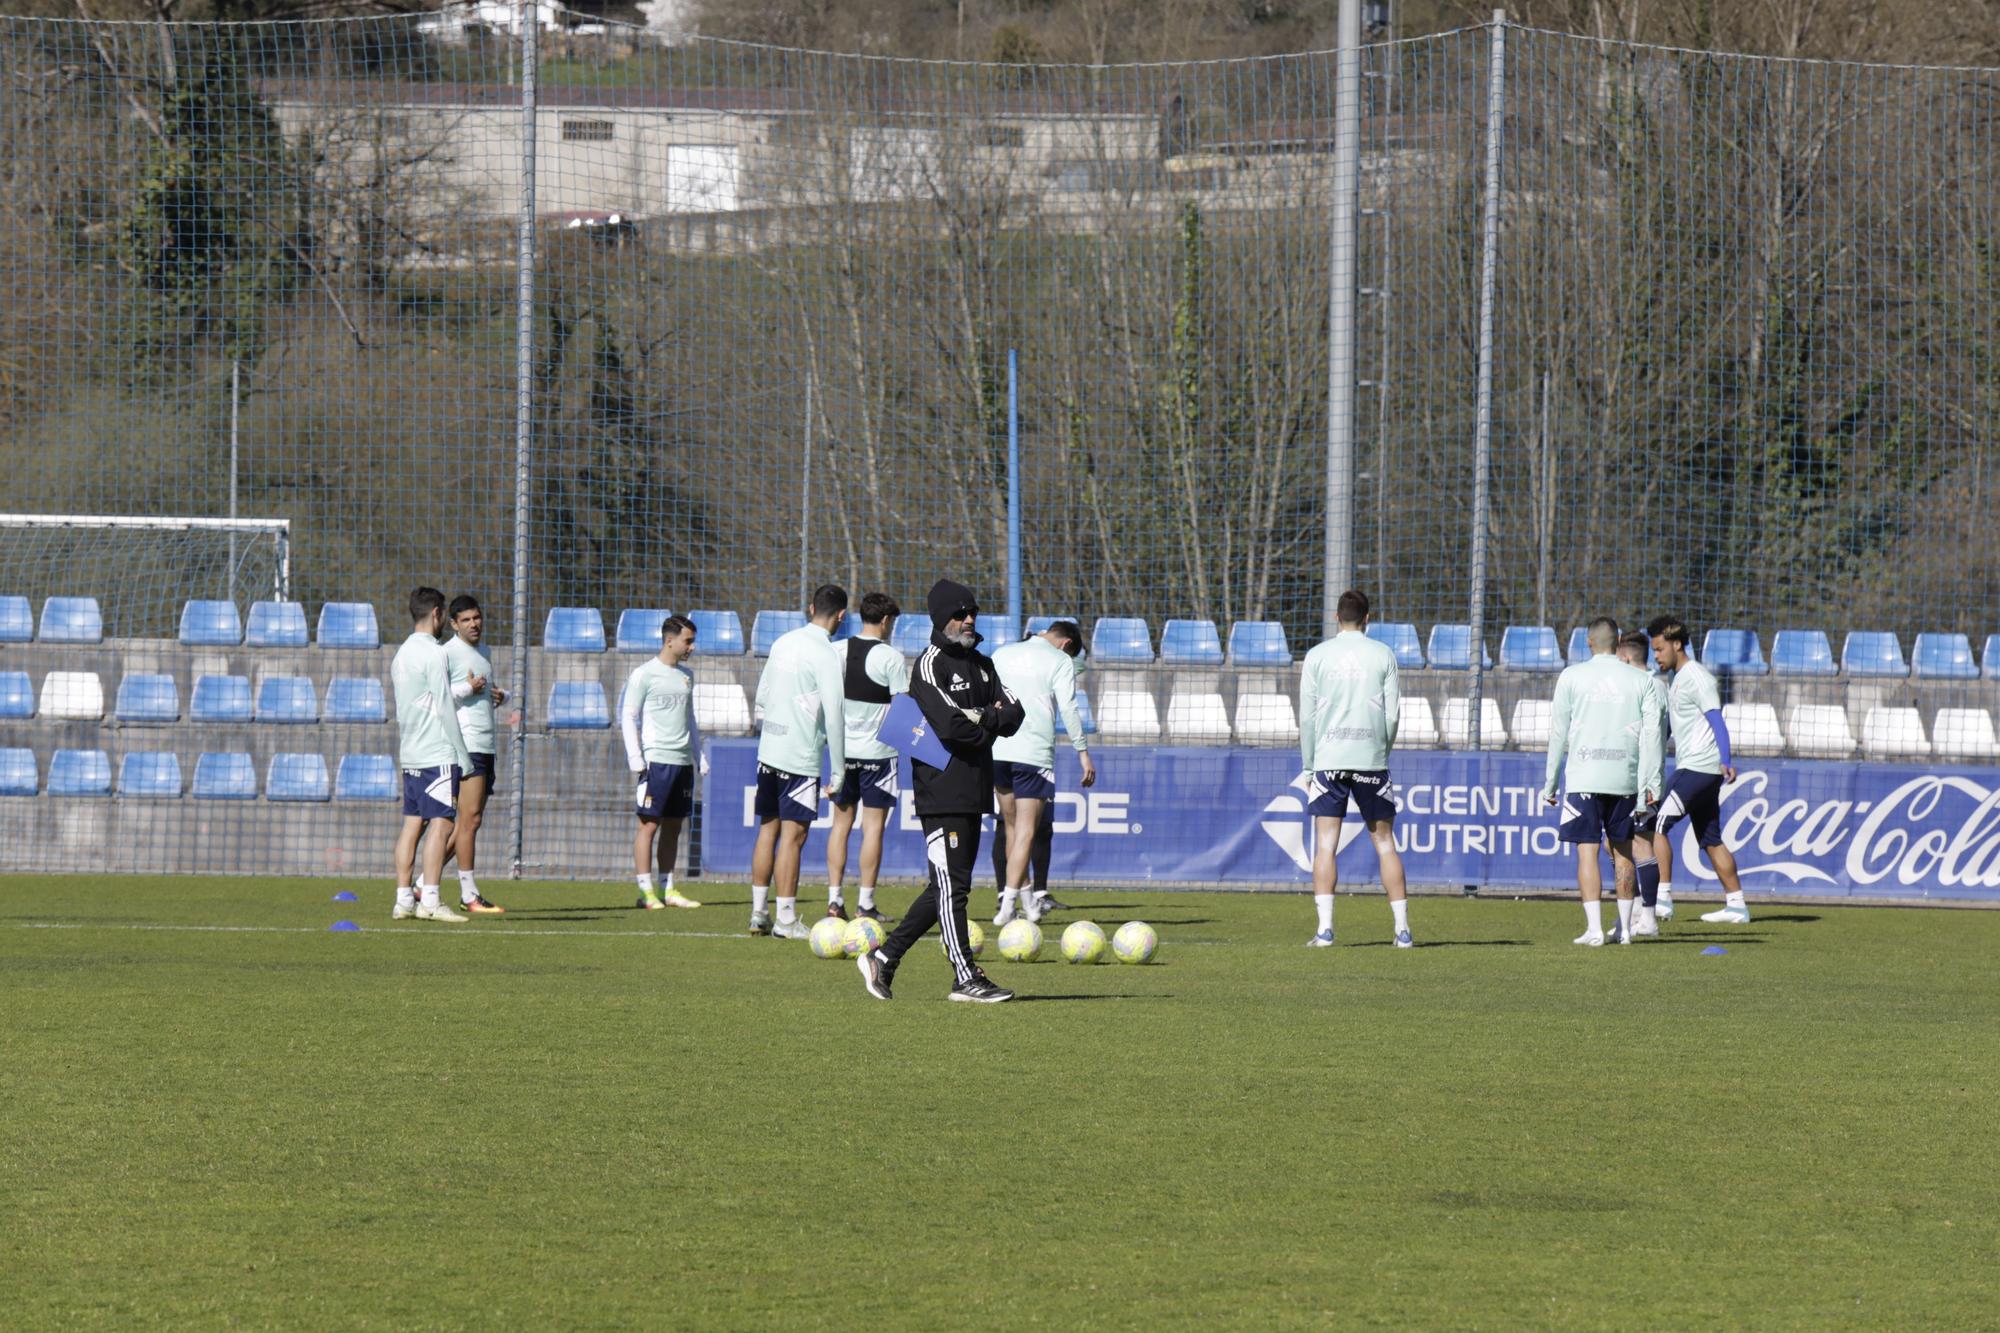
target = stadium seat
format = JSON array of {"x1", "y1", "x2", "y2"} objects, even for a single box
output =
[
  {"x1": 114, "y1": 673, "x2": 180, "y2": 723},
  {"x1": 1025, "y1": 615, "x2": 1076, "y2": 638},
  {"x1": 975, "y1": 614, "x2": 1017, "y2": 649},
  {"x1": 0, "y1": 748, "x2": 37, "y2": 796},
  {"x1": 1701, "y1": 628, "x2": 1768, "y2": 675},
  {"x1": 0, "y1": 595, "x2": 31, "y2": 643},
  {"x1": 1722, "y1": 702, "x2": 1786, "y2": 756},
  {"x1": 688, "y1": 610, "x2": 746, "y2": 656},
  {"x1": 255, "y1": 676, "x2": 320, "y2": 724},
  {"x1": 1861, "y1": 707, "x2": 1930, "y2": 759},
  {"x1": 190, "y1": 675, "x2": 252, "y2": 724},
  {"x1": 1440, "y1": 696, "x2": 1507, "y2": 748},
  {"x1": 1841, "y1": 631, "x2": 1907, "y2": 679},
  {"x1": 39, "y1": 596, "x2": 102, "y2": 644},
  {"x1": 1396, "y1": 696, "x2": 1438, "y2": 748},
  {"x1": 1912, "y1": 632, "x2": 1977, "y2": 680},
  {"x1": 1508, "y1": 698, "x2": 1553, "y2": 748},
  {"x1": 1090, "y1": 618, "x2": 1154, "y2": 665},
  {"x1": 334, "y1": 754, "x2": 398, "y2": 802},
  {"x1": 1367, "y1": 622, "x2": 1425, "y2": 669},
  {"x1": 752, "y1": 610, "x2": 806, "y2": 656},
  {"x1": 547, "y1": 680, "x2": 610, "y2": 729},
  {"x1": 48, "y1": 748, "x2": 111, "y2": 797},
  {"x1": 245, "y1": 600, "x2": 309, "y2": 648},
  {"x1": 1057, "y1": 689, "x2": 1096, "y2": 737},
  {"x1": 118, "y1": 752, "x2": 182, "y2": 799},
  {"x1": 1933, "y1": 708, "x2": 2000, "y2": 761},
  {"x1": 1227, "y1": 621, "x2": 1291, "y2": 667},
  {"x1": 266, "y1": 752, "x2": 331, "y2": 802},
  {"x1": 830, "y1": 612, "x2": 858, "y2": 642},
  {"x1": 1771, "y1": 630, "x2": 1837, "y2": 677},
  {"x1": 39, "y1": 671, "x2": 104, "y2": 721},
  {"x1": 1165, "y1": 692, "x2": 1231, "y2": 742},
  {"x1": 1498, "y1": 626, "x2": 1563, "y2": 672},
  {"x1": 324, "y1": 677, "x2": 386, "y2": 724},
  {"x1": 615, "y1": 608, "x2": 672, "y2": 653},
  {"x1": 316, "y1": 602, "x2": 380, "y2": 649},
  {"x1": 0, "y1": 671, "x2": 33, "y2": 719},
  {"x1": 692, "y1": 681, "x2": 753, "y2": 736},
  {"x1": 1160, "y1": 620, "x2": 1225, "y2": 667},
  {"x1": 1096, "y1": 688, "x2": 1162, "y2": 741},
  {"x1": 1233, "y1": 692, "x2": 1298, "y2": 744},
  {"x1": 192, "y1": 751, "x2": 257, "y2": 800},
  {"x1": 1788, "y1": 705, "x2": 1855, "y2": 758},
  {"x1": 1426, "y1": 626, "x2": 1492, "y2": 672},
  {"x1": 1984, "y1": 634, "x2": 2000, "y2": 680},
  {"x1": 1566, "y1": 626, "x2": 1590, "y2": 665},
  {"x1": 178, "y1": 599, "x2": 242, "y2": 647},
  {"x1": 543, "y1": 607, "x2": 606, "y2": 653},
  {"x1": 891, "y1": 614, "x2": 934, "y2": 655}
]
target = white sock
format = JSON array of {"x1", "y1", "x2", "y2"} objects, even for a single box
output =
[
  {"x1": 827, "y1": 883, "x2": 843, "y2": 906},
  {"x1": 858, "y1": 885, "x2": 876, "y2": 910},
  {"x1": 1583, "y1": 899, "x2": 1602, "y2": 934},
  {"x1": 1636, "y1": 904, "x2": 1657, "y2": 929},
  {"x1": 418, "y1": 881, "x2": 440, "y2": 909},
  {"x1": 1658, "y1": 881, "x2": 1674, "y2": 902},
  {"x1": 1726, "y1": 891, "x2": 1746, "y2": 908},
  {"x1": 998, "y1": 888, "x2": 1018, "y2": 915},
  {"x1": 1616, "y1": 898, "x2": 1634, "y2": 933},
  {"x1": 1389, "y1": 897, "x2": 1409, "y2": 933},
  {"x1": 776, "y1": 896, "x2": 797, "y2": 925},
  {"x1": 395, "y1": 885, "x2": 416, "y2": 909},
  {"x1": 637, "y1": 872, "x2": 655, "y2": 895},
  {"x1": 458, "y1": 870, "x2": 479, "y2": 904},
  {"x1": 751, "y1": 885, "x2": 769, "y2": 916},
  {"x1": 1315, "y1": 894, "x2": 1334, "y2": 932},
  {"x1": 660, "y1": 873, "x2": 674, "y2": 896}
]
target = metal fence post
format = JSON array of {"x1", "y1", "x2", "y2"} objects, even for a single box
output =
[
  {"x1": 507, "y1": 0, "x2": 539, "y2": 878},
  {"x1": 1322, "y1": 0, "x2": 1362, "y2": 637},
  {"x1": 1466, "y1": 10, "x2": 1507, "y2": 753},
  {"x1": 1007, "y1": 347, "x2": 1022, "y2": 635}
]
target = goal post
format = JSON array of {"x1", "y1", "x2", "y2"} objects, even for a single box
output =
[{"x1": 0, "y1": 514, "x2": 292, "y2": 638}]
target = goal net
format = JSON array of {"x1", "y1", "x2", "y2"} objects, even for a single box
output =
[{"x1": 0, "y1": 515, "x2": 291, "y2": 639}]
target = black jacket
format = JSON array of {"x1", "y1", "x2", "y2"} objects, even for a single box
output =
[{"x1": 909, "y1": 627, "x2": 1025, "y2": 817}]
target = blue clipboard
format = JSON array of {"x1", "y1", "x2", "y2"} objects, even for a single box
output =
[{"x1": 880, "y1": 693, "x2": 952, "y2": 770}]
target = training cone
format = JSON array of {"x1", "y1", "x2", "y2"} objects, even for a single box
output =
[
  {"x1": 1700, "y1": 945, "x2": 1727, "y2": 956},
  {"x1": 329, "y1": 920, "x2": 361, "y2": 932},
  {"x1": 331, "y1": 890, "x2": 359, "y2": 902}
]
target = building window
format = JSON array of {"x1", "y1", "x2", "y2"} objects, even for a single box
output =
[{"x1": 562, "y1": 119, "x2": 615, "y2": 143}]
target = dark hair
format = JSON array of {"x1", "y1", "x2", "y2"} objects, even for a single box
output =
[
  {"x1": 1586, "y1": 616, "x2": 1620, "y2": 652},
  {"x1": 858, "y1": 592, "x2": 900, "y2": 626},
  {"x1": 1046, "y1": 619, "x2": 1084, "y2": 655},
  {"x1": 448, "y1": 594, "x2": 480, "y2": 619},
  {"x1": 1617, "y1": 631, "x2": 1650, "y2": 656},
  {"x1": 1646, "y1": 615, "x2": 1689, "y2": 647},
  {"x1": 811, "y1": 583, "x2": 849, "y2": 619},
  {"x1": 661, "y1": 614, "x2": 695, "y2": 640},
  {"x1": 409, "y1": 587, "x2": 446, "y2": 622},
  {"x1": 1336, "y1": 589, "x2": 1370, "y2": 626}
]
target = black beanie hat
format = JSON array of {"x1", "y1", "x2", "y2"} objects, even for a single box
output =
[{"x1": 927, "y1": 578, "x2": 977, "y2": 624}]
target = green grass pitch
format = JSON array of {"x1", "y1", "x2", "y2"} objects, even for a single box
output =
[{"x1": 2, "y1": 877, "x2": 1995, "y2": 1328}]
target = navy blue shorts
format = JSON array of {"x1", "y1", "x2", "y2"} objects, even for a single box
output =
[
  {"x1": 1559, "y1": 792, "x2": 1636, "y2": 844},
  {"x1": 837, "y1": 758, "x2": 899, "y2": 810},
  {"x1": 635, "y1": 762, "x2": 695, "y2": 820},
  {"x1": 992, "y1": 759, "x2": 1056, "y2": 803},
  {"x1": 401, "y1": 764, "x2": 460, "y2": 820},
  {"x1": 464, "y1": 752, "x2": 497, "y2": 790},
  {"x1": 1308, "y1": 769, "x2": 1396, "y2": 823},
  {"x1": 1657, "y1": 768, "x2": 1726, "y2": 848},
  {"x1": 754, "y1": 764, "x2": 820, "y2": 825}
]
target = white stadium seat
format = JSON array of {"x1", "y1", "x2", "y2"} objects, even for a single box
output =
[
  {"x1": 39, "y1": 671, "x2": 105, "y2": 721},
  {"x1": 1097, "y1": 689, "x2": 1163, "y2": 742},
  {"x1": 1788, "y1": 704, "x2": 1855, "y2": 758},
  {"x1": 1861, "y1": 707, "x2": 1930, "y2": 759},
  {"x1": 1440, "y1": 696, "x2": 1507, "y2": 749},
  {"x1": 1932, "y1": 708, "x2": 2000, "y2": 761},
  {"x1": 692, "y1": 681, "x2": 753, "y2": 736},
  {"x1": 1508, "y1": 698, "x2": 1552, "y2": 749},
  {"x1": 1397, "y1": 696, "x2": 1438, "y2": 748},
  {"x1": 1232, "y1": 692, "x2": 1298, "y2": 745},
  {"x1": 1722, "y1": 702, "x2": 1786, "y2": 756},
  {"x1": 1165, "y1": 692, "x2": 1231, "y2": 742}
]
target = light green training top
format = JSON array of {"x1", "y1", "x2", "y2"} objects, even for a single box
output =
[
  {"x1": 444, "y1": 634, "x2": 497, "y2": 755},
  {"x1": 392, "y1": 630, "x2": 472, "y2": 772},
  {"x1": 1665, "y1": 658, "x2": 1724, "y2": 774},
  {"x1": 755, "y1": 623, "x2": 846, "y2": 777},
  {"x1": 621, "y1": 657, "x2": 698, "y2": 769},
  {"x1": 990, "y1": 636, "x2": 1089, "y2": 768},
  {"x1": 1299, "y1": 629, "x2": 1401, "y2": 771},
  {"x1": 1543, "y1": 652, "x2": 1664, "y2": 800},
  {"x1": 843, "y1": 637, "x2": 910, "y2": 763}
]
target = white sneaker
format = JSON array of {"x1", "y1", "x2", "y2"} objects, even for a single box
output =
[
  {"x1": 415, "y1": 901, "x2": 468, "y2": 923},
  {"x1": 1701, "y1": 905, "x2": 1752, "y2": 924},
  {"x1": 1307, "y1": 928, "x2": 1335, "y2": 948},
  {"x1": 1024, "y1": 894, "x2": 1050, "y2": 924},
  {"x1": 1573, "y1": 929, "x2": 1605, "y2": 947},
  {"x1": 1630, "y1": 909, "x2": 1659, "y2": 938},
  {"x1": 771, "y1": 917, "x2": 813, "y2": 941},
  {"x1": 1656, "y1": 891, "x2": 1675, "y2": 921},
  {"x1": 993, "y1": 902, "x2": 1019, "y2": 927},
  {"x1": 1607, "y1": 922, "x2": 1632, "y2": 945},
  {"x1": 392, "y1": 900, "x2": 417, "y2": 920}
]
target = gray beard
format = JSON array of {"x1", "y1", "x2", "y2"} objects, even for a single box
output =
[{"x1": 946, "y1": 628, "x2": 977, "y2": 649}]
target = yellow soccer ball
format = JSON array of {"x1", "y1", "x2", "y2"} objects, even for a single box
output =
[
  {"x1": 808, "y1": 916, "x2": 848, "y2": 959},
  {"x1": 842, "y1": 917, "x2": 887, "y2": 957},
  {"x1": 1060, "y1": 920, "x2": 1107, "y2": 964},
  {"x1": 997, "y1": 918, "x2": 1043, "y2": 962},
  {"x1": 1111, "y1": 920, "x2": 1158, "y2": 964},
  {"x1": 940, "y1": 917, "x2": 986, "y2": 958}
]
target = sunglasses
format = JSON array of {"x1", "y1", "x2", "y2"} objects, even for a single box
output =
[{"x1": 951, "y1": 607, "x2": 978, "y2": 621}]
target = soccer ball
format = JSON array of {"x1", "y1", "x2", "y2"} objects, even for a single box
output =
[
  {"x1": 808, "y1": 917, "x2": 848, "y2": 959},
  {"x1": 944, "y1": 918, "x2": 985, "y2": 957},
  {"x1": 842, "y1": 917, "x2": 886, "y2": 957},
  {"x1": 1060, "y1": 920, "x2": 1107, "y2": 964},
  {"x1": 996, "y1": 918, "x2": 1043, "y2": 962},
  {"x1": 1111, "y1": 921, "x2": 1158, "y2": 964}
]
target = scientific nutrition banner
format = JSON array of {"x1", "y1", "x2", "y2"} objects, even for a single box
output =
[{"x1": 700, "y1": 741, "x2": 2000, "y2": 901}]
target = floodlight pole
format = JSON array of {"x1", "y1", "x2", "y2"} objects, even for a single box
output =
[
  {"x1": 1322, "y1": 0, "x2": 1362, "y2": 637},
  {"x1": 507, "y1": 0, "x2": 539, "y2": 879},
  {"x1": 1465, "y1": 10, "x2": 1506, "y2": 756}
]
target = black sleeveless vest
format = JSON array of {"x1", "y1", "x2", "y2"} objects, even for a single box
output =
[{"x1": 845, "y1": 637, "x2": 893, "y2": 703}]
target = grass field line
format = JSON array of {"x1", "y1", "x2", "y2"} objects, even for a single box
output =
[{"x1": 4, "y1": 920, "x2": 752, "y2": 940}]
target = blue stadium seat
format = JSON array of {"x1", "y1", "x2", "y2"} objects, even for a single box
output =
[
  {"x1": 1228, "y1": 621, "x2": 1291, "y2": 667},
  {"x1": 1498, "y1": 626, "x2": 1563, "y2": 672},
  {"x1": 752, "y1": 610, "x2": 806, "y2": 656},
  {"x1": 334, "y1": 754, "x2": 398, "y2": 802},
  {"x1": 1367, "y1": 622, "x2": 1425, "y2": 669},
  {"x1": 1701, "y1": 628, "x2": 1768, "y2": 676},
  {"x1": 975, "y1": 614, "x2": 1018, "y2": 648},
  {"x1": 324, "y1": 677, "x2": 386, "y2": 724},
  {"x1": 192, "y1": 751, "x2": 257, "y2": 800},
  {"x1": 316, "y1": 602, "x2": 380, "y2": 649},
  {"x1": 178, "y1": 599, "x2": 242, "y2": 647},
  {"x1": 1025, "y1": 615, "x2": 1077, "y2": 638},
  {"x1": 891, "y1": 614, "x2": 935, "y2": 655},
  {"x1": 266, "y1": 752, "x2": 331, "y2": 803},
  {"x1": 1058, "y1": 688, "x2": 1098, "y2": 736},
  {"x1": 246, "y1": 600, "x2": 309, "y2": 648},
  {"x1": 1090, "y1": 618, "x2": 1153, "y2": 665},
  {"x1": 1425, "y1": 625, "x2": 1491, "y2": 671},
  {"x1": 190, "y1": 675, "x2": 252, "y2": 723},
  {"x1": 1841, "y1": 631, "x2": 1907, "y2": 679},
  {"x1": 48, "y1": 748, "x2": 111, "y2": 797},
  {"x1": 543, "y1": 606, "x2": 606, "y2": 653},
  {"x1": 830, "y1": 612, "x2": 859, "y2": 642},
  {"x1": 256, "y1": 676, "x2": 320, "y2": 724},
  {"x1": 688, "y1": 610, "x2": 745, "y2": 656},
  {"x1": 1160, "y1": 619, "x2": 1224, "y2": 667},
  {"x1": 547, "y1": 681, "x2": 610, "y2": 729},
  {"x1": 1983, "y1": 634, "x2": 2000, "y2": 680},
  {"x1": 0, "y1": 748, "x2": 36, "y2": 796},
  {"x1": 1566, "y1": 626, "x2": 1591, "y2": 664},
  {"x1": 1912, "y1": 632, "x2": 1977, "y2": 681},
  {"x1": 118, "y1": 752, "x2": 182, "y2": 799},
  {"x1": 40, "y1": 596, "x2": 103, "y2": 644},
  {"x1": 0, "y1": 595, "x2": 34, "y2": 642},
  {"x1": 0, "y1": 671, "x2": 33, "y2": 719},
  {"x1": 1771, "y1": 630, "x2": 1836, "y2": 677},
  {"x1": 114, "y1": 673, "x2": 180, "y2": 723},
  {"x1": 615, "y1": 608, "x2": 672, "y2": 653}
]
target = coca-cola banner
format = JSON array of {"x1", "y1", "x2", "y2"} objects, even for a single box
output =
[{"x1": 700, "y1": 741, "x2": 1998, "y2": 900}]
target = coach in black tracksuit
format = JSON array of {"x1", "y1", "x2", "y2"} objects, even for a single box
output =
[{"x1": 857, "y1": 577, "x2": 1025, "y2": 1003}]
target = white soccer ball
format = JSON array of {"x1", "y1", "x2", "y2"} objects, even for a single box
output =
[
  {"x1": 808, "y1": 916, "x2": 848, "y2": 959},
  {"x1": 1060, "y1": 920, "x2": 1107, "y2": 964},
  {"x1": 996, "y1": 918, "x2": 1042, "y2": 962},
  {"x1": 1111, "y1": 920, "x2": 1158, "y2": 965},
  {"x1": 842, "y1": 917, "x2": 886, "y2": 957}
]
